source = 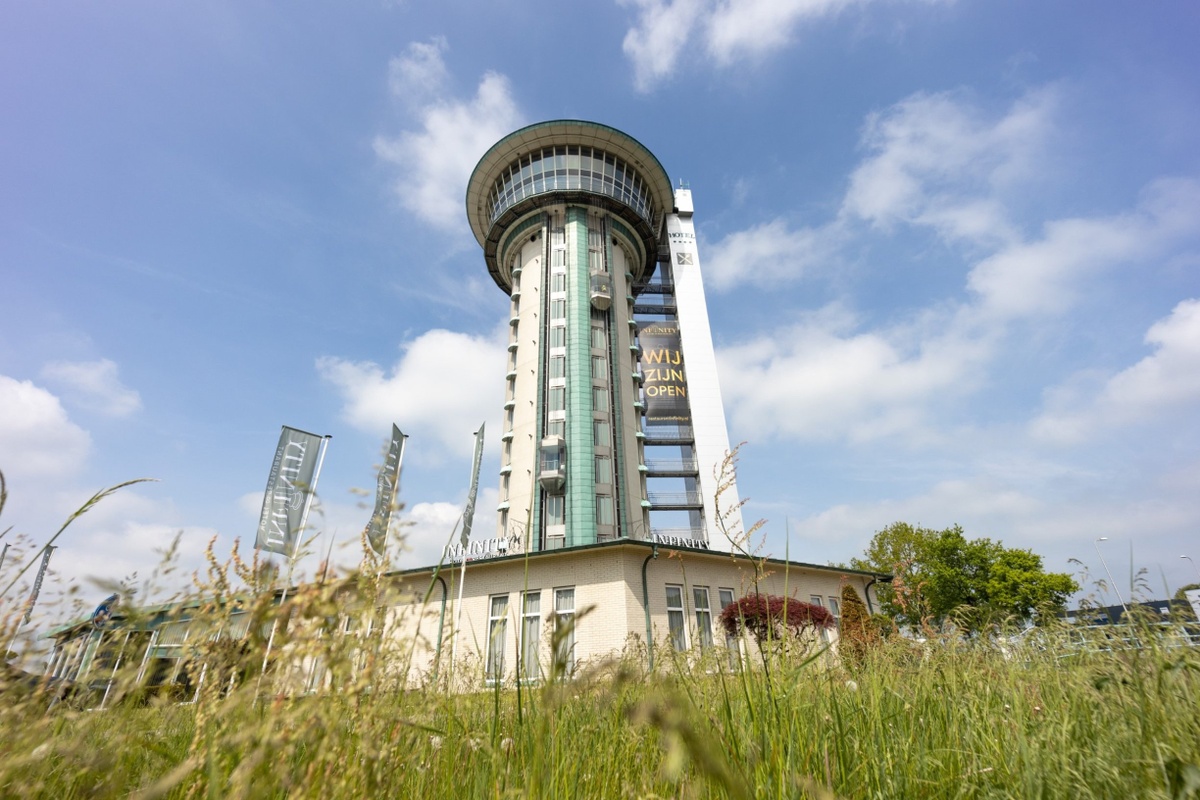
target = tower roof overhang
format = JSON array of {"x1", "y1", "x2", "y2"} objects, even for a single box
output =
[{"x1": 465, "y1": 120, "x2": 674, "y2": 291}]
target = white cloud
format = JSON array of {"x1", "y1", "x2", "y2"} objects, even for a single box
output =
[
  {"x1": 374, "y1": 46, "x2": 523, "y2": 230},
  {"x1": 843, "y1": 88, "x2": 1057, "y2": 246},
  {"x1": 620, "y1": 0, "x2": 706, "y2": 93},
  {"x1": 705, "y1": 0, "x2": 861, "y2": 65},
  {"x1": 709, "y1": 88, "x2": 1200, "y2": 451},
  {"x1": 703, "y1": 218, "x2": 843, "y2": 290},
  {"x1": 968, "y1": 178, "x2": 1200, "y2": 321},
  {"x1": 317, "y1": 328, "x2": 507, "y2": 461},
  {"x1": 0, "y1": 374, "x2": 91, "y2": 478},
  {"x1": 1032, "y1": 298, "x2": 1200, "y2": 444},
  {"x1": 621, "y1": 0, "x2": 951, "y2": 90},
  {"x1": 387, "y1": 37, "x2": 450, "y2": 105},
  {"x1": 40, "y1": 358, "x2": 142, "y2": 417},
  {"x1": 717, "y1": 305, "x2": 988, "y2": 443}
]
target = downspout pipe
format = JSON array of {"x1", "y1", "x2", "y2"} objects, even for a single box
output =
[
  {"x1": 864, "y1": 576, "x2": 878, "y2": 615},
  {"x1": 863, "y1": 575, "x2": 892, "y2": 615},
  {"x1": 641, "y1": 544, "x2": 659, "y2": 671}
]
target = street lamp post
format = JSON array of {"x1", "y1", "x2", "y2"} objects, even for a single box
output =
[{"x1": 1094, "y1": 537, "x2": 1129, "y2": 620}]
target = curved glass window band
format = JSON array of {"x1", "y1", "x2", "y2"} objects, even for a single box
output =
[{"x1": 487, "y1": 146, "x2": 654, "y2": 227}]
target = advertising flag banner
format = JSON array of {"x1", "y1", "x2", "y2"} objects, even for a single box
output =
[
  {"x1": 638, "y1": 322, "x2": 691, "y2": 423},
  {"x1": 23, "y1": 546, "x2": 55, "y2": 624},
  {"x1": 365, "y1": 425, "x2": 407, "y2": 555},
  {"x1": 255, "y1": 426, "x2": 326, "y2": 556},
  {"x1": 459, "y1": 423, "x2": 485, "y2": 551}
]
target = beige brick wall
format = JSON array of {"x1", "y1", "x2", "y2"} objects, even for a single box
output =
[{"x1": 380, "y1": 544, "x2": 883, "y2": 688}]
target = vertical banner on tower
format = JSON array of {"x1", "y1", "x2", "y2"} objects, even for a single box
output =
[
  {"x1": 637, "y1": 322, "x2": 691, "y2": 423},
  {"x1": 255, "y1": 426, "x2": 326, "y2": 556},
  {"x1": 459, "y1": 423, "x2": 486, "y2": 553},
  {"x1": 365, "y1": 425, "x2": 407, "y2": 555}
]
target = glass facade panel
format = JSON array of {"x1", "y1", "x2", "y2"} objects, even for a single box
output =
[
  {"x1": 666, "y1": 586, "x2": 687, "y2": 651},
  {"x1": 488, "y1": 147, "x2": 654, "y2": 226},
  {"x1": 545, "y1": 495, "x2": 564, "y2": 525},
  {"x1": 554, "y1": 588, "x2": 576, "y2": 676},
  {"x1": 693, "y1": 587, "x2": 713, "y2": 649},
  {"x1": 521, "y1": 592, "x2": 541, "y2": 682},
  {"x1": 596, "y1": 495, "x2": 613, "y2": 525},
  {"x1": 486, "y1": 595, "x2": 508, "y2": 683}
]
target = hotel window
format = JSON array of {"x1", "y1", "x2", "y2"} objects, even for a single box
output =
[
  {"x1": 500, "y1": 473, "x2": 509, "y2": 499},
  {"x1": 546, "y1": 419, "x2": 565, "y2": 438},
  {"x1": 549, "y1": 386, "x2": 565, "y2": 411},
  {"x1": 593, "y1": 420, "x2": 610, "y2": 446},
  {"x1": 520, "y1": 592, "x2": 541, "y2": 682},
  {"x1": 827, "y1": 597, "x2": 841, "y2": 628},
  {"x1": 551, "y1": 273, "x2": 566, "y2": 293},
  {"x1": 665, "y1": 585, "x2": 687, "y2": 651},
  {"x1": 545, "y1": 495, "x2": 565, "y2": 526},
  {"x1": 591, "y1": 325, "x2": 606, "y2": 349},
  {"x1": 550, "y1": 355, "x2": 565, "y2": 379},
  {"x1": 595, "y1": 495, "x2": 614, "y2": 526},
  {"x1": 486, "y1": 594, "x2": 509, "y2": 684},
  {"x1": 718, "y1": 588, "x2": 740, "y2": 667},
  {"x1": 549, "y1": 326, "x2": 566, "y2": 349},
  {"x1": 693, "y1": 587, "x2": 714, "y2": 649},
  {"x1": 551, "y1": 299, "x2": 566, "y2": 320},
  {"x1": 554, "y1": 588, "x2": 576, "y2": 676},
  {"x1": 591, "y1": 355, "x2": 607, "y2": 380},
  {"x1": 594, "y1": 455, "x2": 610, "y2": 484},
  {"x1": 592, "y1": 387, "x2": 608, "y2": 412}
]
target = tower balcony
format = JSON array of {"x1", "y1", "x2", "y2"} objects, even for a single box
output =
[
  {"x1": 645, "y1": 491, "x2": 703, "y2": 510},
  {"x1": 632, "y1": 299, "x2": 677, "y2": 315},
  {"x1": 643, "y1": 458, "x2": 699, "y2": 478},
  {"x1": 641, "y1": 425, "x2": 694, "y2": 445}
]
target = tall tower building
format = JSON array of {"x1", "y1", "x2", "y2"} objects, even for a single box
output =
[{"x1": 466, "y1": 121, "x2": 742, "y2": 553}]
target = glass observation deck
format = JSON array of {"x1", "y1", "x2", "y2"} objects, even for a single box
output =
[{"x1": 485, "y1": 145, "x2": 654, "y2": 228}]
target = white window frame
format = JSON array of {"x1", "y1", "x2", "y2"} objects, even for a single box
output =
[
  {"x1": 665, "y1": 585, "x2": 688, "y2": 651},
  {"x1": 693, "y1": 586, "x2": 714, "y2": 649},
  {"x1": 486, "y1": 594, "x2": 509, "y2": 684},
  {"x1": 520, "y1": 591, "x2": 541, "y2": 683},
  {"x1": 554, "y1": 587, "x2": 576, "y2": 677}
]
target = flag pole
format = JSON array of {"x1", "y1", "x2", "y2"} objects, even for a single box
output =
[
  {"x1": 257, "y1": 434, "x2": 332, "y2": 697},
  {"x1": 5, "y1": 545, "x2": 55, "y2": 664},
  {"x1": 449, "y1": 424, "x2": 485, "y2": 682}
]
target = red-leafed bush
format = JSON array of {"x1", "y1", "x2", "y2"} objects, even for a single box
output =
[{"x1": 719, "y1": 594, "x2": 834, "y2": 645}]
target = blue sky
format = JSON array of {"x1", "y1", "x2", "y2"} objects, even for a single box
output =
[{"x1": 3, "y1": 1, "x2": 1199, "y2": 620}]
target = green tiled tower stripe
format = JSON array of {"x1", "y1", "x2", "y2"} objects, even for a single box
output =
[{"x1": 564, "y1": 207, "x2": 596, "y2": 547}]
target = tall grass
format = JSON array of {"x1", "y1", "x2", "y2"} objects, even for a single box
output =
[
  {"x1": 3, "y1": 590, "x2": 1198, "y2": 798},
  {"x1": 1, "y1": 472, "x2": 1197, "y2": 798}
]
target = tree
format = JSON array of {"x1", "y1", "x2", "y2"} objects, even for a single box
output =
[
  {"x1": 837, "y1": 582, "x2": 878, "y2": 668},
  {"x1": 719, "y1": 595, "x2": 833, "y2": 648},
  {"x1": 851, "y1": 521, "x2": 1079, "y2": 633}
]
